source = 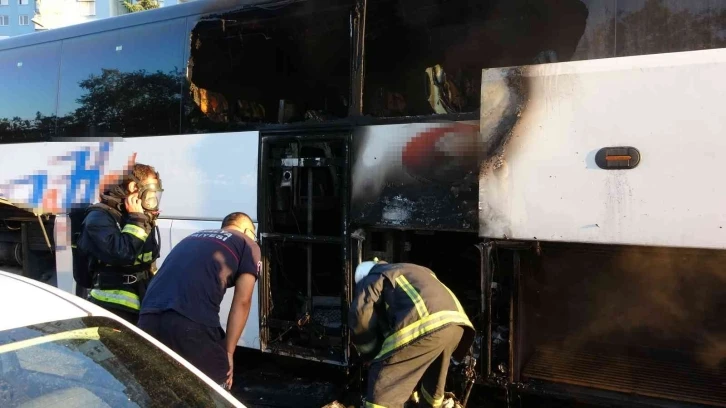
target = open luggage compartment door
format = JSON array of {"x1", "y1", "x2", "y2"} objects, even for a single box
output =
[{"x1": 258, "y1": 130, "x2": 352, "y2": 366}]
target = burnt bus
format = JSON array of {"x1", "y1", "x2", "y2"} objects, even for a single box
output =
[{"x1": 1, "y1": 0, "x2": 725, "y2": 407}]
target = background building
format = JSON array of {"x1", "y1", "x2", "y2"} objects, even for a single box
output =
[
  {"x1": 0, "y1": 0, "x2": 37, "y2": 39},
  {"x1": 31, "y1": 0, "x2": 127, "y2": 32},
  {"x1": 0, "y1": 0, "x2": 194, "y2": 38}
]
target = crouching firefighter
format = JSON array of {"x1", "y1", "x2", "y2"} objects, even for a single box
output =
[
  {"x1": 74, "y1": 163, "x2": 163, "y2": 325},
  {"x1": 349, "y1": 260, "x2": 475, "y2": 408}
]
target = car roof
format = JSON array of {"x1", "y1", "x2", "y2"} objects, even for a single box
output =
[
  {"x1": 0, "y1": 271, "x2": 111, "y2": 331},
  {"x1": 0, "y1": 270, "x2": 247, "y2": 407}
]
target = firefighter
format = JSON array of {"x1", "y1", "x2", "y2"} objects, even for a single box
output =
[
  {"x1": 349, "y1": 259, "x2": 475, "y2": 408},
  {"x1": 137, "y1": 212, "x2": 260, "y2": 390},
  {"x1": 77, "y1": 163, "x2": 163, "y2": 325}
]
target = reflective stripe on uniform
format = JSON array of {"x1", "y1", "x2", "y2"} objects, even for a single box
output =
[
  {"x1": 134, "y1": 251, "x2": 153, "y2": 265},
  {"x1": 375, "y1": 310, "x2": 472, "y2": 360},
  {"x1": 410, "y1": 391, "x2": 420, "y2": 404},
  {"x1": 121, "y1": 224, "x2": 148, "y2": 241},
  {"x1": 420, "y1": 385, "x2": 444, "y2": 408},
  {"x1": 90, "y1": 289, "x2": 141, "y2": 310},
  {"x1": 396, "y1": 275, "x2": 429, "y2": 318},
  {"x1": 365, "y1": 402, "x2": 387, "y2": 408}
]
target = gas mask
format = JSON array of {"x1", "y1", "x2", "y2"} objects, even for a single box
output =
[{"x1": 130, "y1": 175, "x2": 164, "y2": 215}]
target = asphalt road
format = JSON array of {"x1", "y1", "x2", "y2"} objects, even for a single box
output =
[
  {"x1": 228, "y1": 350, "x2": 595, "y2": 408},
  {"x1": 229, "y1": 350, "x2": 346, "y2": 408}
]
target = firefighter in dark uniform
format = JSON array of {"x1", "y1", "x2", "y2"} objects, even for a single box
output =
[
  {"x1": 349, "y1": 259, "x2": 475, "y2": 408},
  {"x1": 77, "y1": 163, "x2": 163, "y2": 325}
]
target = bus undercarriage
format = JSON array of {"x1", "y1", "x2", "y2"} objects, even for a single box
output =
[{"x1": 0, "y1": 202, "x2": 56, "y2": 286}]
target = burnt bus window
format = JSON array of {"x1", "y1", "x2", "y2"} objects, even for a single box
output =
[
  {"x1": 569, "y1": 0, "x2": 617, "y2": 61},
  {"x1": 0, "y1": 42, "x2": 61, "y2": 144},
  {"x1": 183, "y1": 0, "x2": 352, "y2": 133},
  {"x1": 57, "y1": 19, "x2": 186, "y2": 139},
  {"x1": 551, "y1": 0, "x2": 726, "y2": 62},
  {"x1": 615, "y1": 0, "x2": 726, "y2": 57},
  {"x1": 362, "y1": 0, "x2": 589, "y2": 118}
]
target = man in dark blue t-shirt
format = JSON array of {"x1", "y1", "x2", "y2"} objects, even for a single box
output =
[{"x1": 137, "y1": 212, "x2": 260, "y2": 390}]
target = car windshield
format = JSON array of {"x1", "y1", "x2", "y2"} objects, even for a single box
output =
[{"x1": 0, "y1": 316, "x2": 237, "y2": 408}]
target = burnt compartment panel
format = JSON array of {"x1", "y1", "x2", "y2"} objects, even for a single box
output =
[
  {"x1": 265, "y1": 138, "x2": 346, "y2": 237},
  {"x1": 183, "y1": 0, "x2": 352, "y2": 133},
  {"x1": 351, "y1": 182, "x2": 479, "y2": 231},
  {"x1": 264, "y1": 240, "x2": 345, "y2": 361},
  {"x1": 360, "y1": 230, "x2": 485, "y2": 379},
  {"x1": 259, "y1": 132, "x2": 351, "y2": 366},
  {"x1": 525, "y1": 346, "x2": 726, "y2": 407},
  {"x1": 403, "y1": 231, "x2": 486, "y2": 393},
  {"x1": 486, "y1": 245, "x2": 519, "y2": 380},
  {"x1": 361, "y1": 229, "x2": 484, "y2": 320},
  {"x1": 350, "y1": 123, "x2": 481, "y2": 231},
  {"x1": 402, "y1": 231, "x2": 482, "y2": 322},
  {"x1": 517, "y1": 242, "x2": 726, "y2": 407}
]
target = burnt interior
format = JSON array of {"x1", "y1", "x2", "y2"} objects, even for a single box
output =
[
  {"x1": 259, "y1": 133, "x2": 350, "y2": 363},
  {"x1": 183, "y1": 0, "x2": 591, "y2": 127},
  {"x1": 492, "y1": 242, "x2": 726, "y2": 407},
  {"x1": 363, "y1": 0, "x2": 588, "y2": 117},
  {"x1": 186, "y1": 0, "x2": 352, "y2": 128}
]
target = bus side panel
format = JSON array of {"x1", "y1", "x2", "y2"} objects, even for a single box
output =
[
  {"x1": 0, "y1": 131, "x2": 259, "y2": 221},
  {"x1": 1, "y1": 131, "x2": 260, "y2": 349},
  {"x1": 166, "y1": 219, "x2": 261, "y2": 351},
  {"x1": 104, "y1": 132, "x2": 260, "y2": 221},
  {"x1": 478, "y1": 48, "x2": 726, "y2": 249},
  {"x1": 153, "y1": 219, "x2": 173, "y2": 267}
]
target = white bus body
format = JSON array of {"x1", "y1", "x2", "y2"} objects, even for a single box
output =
[
  {"x1": 2, "y1": 0, "x2": 726, "y2": 406},
  {"x1": 0, "y1": 132, "x2": 263, "y2": 348},
  {"x1": 478, "y1": 47, "x2": 726, "y2": 250}
]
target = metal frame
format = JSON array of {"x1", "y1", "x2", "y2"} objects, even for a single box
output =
[
  {"x1": 478, "y1": 241, "x2": 494, "y2": 380},
  {"x1": 350, "y1": 0, "x2": 367, "y2": 116},
  {"x1": 509, "y1": 250, "x2": 521, "y2": 384},
  {"x1": 258, "y1": 129, "x2": 352, "y2": 366},
  {"x1": 479, "y1": 240, "x2": 538, "y2": 385},
  {"x1": 477, "y1": 239, "x2": 726, "y2": 408}
]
